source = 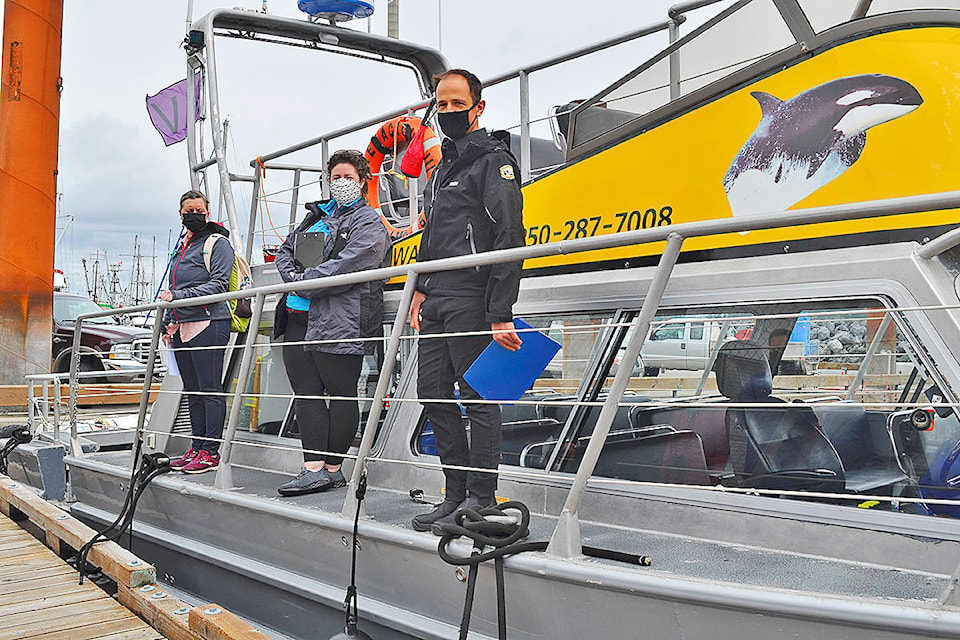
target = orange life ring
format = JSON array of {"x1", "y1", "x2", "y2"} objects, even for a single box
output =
[{"x1": 364, "y1": 115, "x2": 441, "y2": 240}]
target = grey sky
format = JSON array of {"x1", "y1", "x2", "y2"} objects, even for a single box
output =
[{"x1": 4, "y1": 0, "x2": 712, "y2": 300}]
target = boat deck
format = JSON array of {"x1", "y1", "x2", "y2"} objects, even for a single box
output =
[
  {"x1": 0, "y1": 514, "x2": 163, "y2": 640},
  {"x1": 84, "y1": 451, "x2": 950, "y2": 605}
]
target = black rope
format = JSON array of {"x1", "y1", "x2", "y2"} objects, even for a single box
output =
[
  {"x1": 75, "y1": 452, "x2": 170, "y2": 584},
  {"x1": 331, "y1": 472, "x2": 372, "y2": 639},
  {"x1": 436, "y1": 501, "x2": 541, "y2": 640},
  {"x1": 437, "y1": 501, "x2": 653, "y2": 639},
  {"x1": 0, "y1": 426, "x2": 32, "y2": 476}
]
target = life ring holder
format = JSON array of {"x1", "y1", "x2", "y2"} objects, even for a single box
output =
[{"x1": 364, "y1": 115, "x2": 441, "y2": 240}]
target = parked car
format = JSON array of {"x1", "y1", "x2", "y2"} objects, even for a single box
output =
[{"x1": 52, "y1": 293, "x2": 155, "y2": 382}]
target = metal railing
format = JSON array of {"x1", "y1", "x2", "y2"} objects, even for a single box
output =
[
  {"x1": 63, "y1": 188, "x2": 960, "y2": 558},
  {"x1": 188, "y1": 1, "x2": 738, "y2": 267}
]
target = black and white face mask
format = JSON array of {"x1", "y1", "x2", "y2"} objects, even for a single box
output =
[{"x1": 330, "y1": 178, "x2": 362, "y2": 206}]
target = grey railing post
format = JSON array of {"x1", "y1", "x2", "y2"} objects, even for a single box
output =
[
  {"x1": 68, "y1": 322, "x2": 83, "y2": 458},
  {"x1": 52, "y1": 378, "x2": 62, "y2": 445},
  {"x1": 695, "y1": 319, "x2": 732, "y2": 396},
  {"x1": 519, "y1": 70, "x2": 532, "y2": 183},
  {"x1": 186, "y1": 57, "x2": 202, "y2": 191},
  {"x1": 203, "y1": 19, "x2": 244, "y2": 245},
  {"x1": 289, "y1": 168, "x2": 302, "y2": 230},
  {"x1": 547, "y1": 233, "x2": 685, "y2": 558},
  {"x1": 215, "y1": 292, "x2": 267, "y2": 490},
  {"x1": 668, "y1": 19, "x2": 681, "y2": 100},
  {"x1": 26, "y1": 382, "x2": 36, "y2": 432},
  {"x1": 343, "y1": 271, "x2": 419, "y2": 519},
  {"x1": 130, "y1": 316, "x2": 165, "y2": 469},
  {"x1": 852, "y1": 0, "x2": 874, "y2": 19},
  {"x1": 321, "y1": 139, "x2": 330, "y2": 200},
  {"x1": 847, "y1": 312, "x2": 892, "y2": 401},
  {"x1": 245, "y1": 168, "x2": 262, "y2": 263}
]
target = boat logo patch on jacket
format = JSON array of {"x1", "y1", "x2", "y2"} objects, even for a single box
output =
[{"x1": 499, "y1": 165, "x2": 515, "y2": 180}]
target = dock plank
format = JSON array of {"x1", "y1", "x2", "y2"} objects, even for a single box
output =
[
  {"x1": 0, "y1": 509, "x2": 165, "y2": 640},
  {"x1": 0, "y1": 477, "x2": 276, "y2": 640}
]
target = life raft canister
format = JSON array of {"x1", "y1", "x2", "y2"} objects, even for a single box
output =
[{"x1": 364, "y1": 115, "x2": 442, "y2": 240}]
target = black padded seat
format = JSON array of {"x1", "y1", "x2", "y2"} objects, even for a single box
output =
[
  {"x1": 814, "y1": 402, "x2": 909, "y2": 493},
  {"x1": 715, "y1": 341, "x2": 846, "y2": 492}
]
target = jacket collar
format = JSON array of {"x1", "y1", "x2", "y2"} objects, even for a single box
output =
[{"x1": 185, "y1": 221, "x2": 229, "y2": 246}]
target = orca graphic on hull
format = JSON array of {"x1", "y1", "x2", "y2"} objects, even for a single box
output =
[{"x1": 724, "y1": 74, "x2": 922, "y2": 217}]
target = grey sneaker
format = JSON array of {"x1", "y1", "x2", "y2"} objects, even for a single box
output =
[{"x1": 277, "y1": 467, "x2": 346, "y2": 496}]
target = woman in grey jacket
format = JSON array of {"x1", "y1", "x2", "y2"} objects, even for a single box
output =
[{"x1": 274, "y1": 150, "x2": 391, "y2": 496}]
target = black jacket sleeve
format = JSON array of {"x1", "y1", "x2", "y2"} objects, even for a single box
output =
[{"x1": 481, "y1": 155, "x2": 525, "y2": 323}]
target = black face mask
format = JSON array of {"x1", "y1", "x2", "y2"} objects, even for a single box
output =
[
  {"x1": 437, "y1": 103, "x2": 478, "y2": 140},
  {"x1": 182, "y1": 213, "x2": 207, "y2": 232}
]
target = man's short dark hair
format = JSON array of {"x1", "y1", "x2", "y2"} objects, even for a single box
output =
[
  {"x1": 435, "y1": 68, "x2": 483, "y2": 104},
  {"x1": 179, "y1": 189, "x2": 209, "y2": 209},
  {"x1": 327, "y1": 149, "x2": 373, "y2": 197}
]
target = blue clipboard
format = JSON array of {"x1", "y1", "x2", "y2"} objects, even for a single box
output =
[{"x1": 463, "y1": 318, "x2": 561, "y2": 401}]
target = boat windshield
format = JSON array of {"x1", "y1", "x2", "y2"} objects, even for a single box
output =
[
  {"x1": 53, "y1": 297, "x2": 117, "y2": 325},
  {"x1": 798, "y1": 1, "x2": 957, "y2": 33},
  {"x1": 568, "y1": 0, "x2": 797, "y2": 154},
  {"x1": 567, "y1": 0, "x2": 960, "y2": 157}
]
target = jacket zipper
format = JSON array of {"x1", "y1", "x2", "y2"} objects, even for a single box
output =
[{"x1": 466, "y1": 222, "x2": 480, "y2": 272}]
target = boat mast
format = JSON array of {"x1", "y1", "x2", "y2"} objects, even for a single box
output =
[{"x1": 0, "y1": 0, "x2": 64, "y2": 383}]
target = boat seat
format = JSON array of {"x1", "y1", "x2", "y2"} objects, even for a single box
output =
[
  {"x1": 592, "y1": 430, "x2": 711, "y2": 486},
  {"x1": 500, "y1": 394, "x2": 574, "y2": 466},
  {"x1": 630, "y1": 404, "x2": 730, "y2": 477},
  {"x1": 814, "y1": 402, "x2": 909, "y2": 493},
  {"x1": 715, "y1": 341, "x2": 846, "y2": 492}
]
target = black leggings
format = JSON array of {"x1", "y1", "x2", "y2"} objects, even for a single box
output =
[{"x1": 282, "y1": 311, "x2": 363, "y2": 466}]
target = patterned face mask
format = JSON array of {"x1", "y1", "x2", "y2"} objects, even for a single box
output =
[{"x1": 330, "y1": 177, "x2": 362, "y2": 206}]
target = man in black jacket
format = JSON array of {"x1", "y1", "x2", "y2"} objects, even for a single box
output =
[{"x1": 410, "y1": 69, "x2": 526, "y2": 533}]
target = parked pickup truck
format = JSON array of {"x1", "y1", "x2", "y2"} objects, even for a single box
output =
[
  {"x1": 636, "y1": 317, "x2": 815, "y2": 376},
  {"x1": 52, "y1": 292, "x2": 155, "y2": 382}
]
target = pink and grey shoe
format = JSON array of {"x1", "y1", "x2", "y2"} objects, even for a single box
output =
[
  {"x1": 169, "y1": 448, "x2": 198, "y2": 471},
  {"x1": 182, "y1": 450, "x2": 220, "y2": 474}
]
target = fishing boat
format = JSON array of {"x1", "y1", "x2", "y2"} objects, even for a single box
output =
[{"x1": 9, "y1": 1, "x2": 960, "y2": 638}]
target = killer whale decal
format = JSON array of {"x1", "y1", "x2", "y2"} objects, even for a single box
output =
[{"x1": 724, "y1": 74, "x2": 922, "y2": 216}]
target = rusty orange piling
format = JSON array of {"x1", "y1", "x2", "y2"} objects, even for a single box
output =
[{"x1": 0, "y1": 0, "x2": 64, "y2": 383}]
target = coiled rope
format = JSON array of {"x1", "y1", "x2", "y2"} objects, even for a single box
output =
[{"x1": 436, "y1": 500, "x2": 652, "y2": 639}]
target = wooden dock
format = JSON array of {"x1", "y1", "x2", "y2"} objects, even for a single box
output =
[
  {"x1": 0, "y1": 514, "x2": 163, "y2": 639},
  {"x1": 0, "y1": 475, "x2": 274, "y2": 640}
]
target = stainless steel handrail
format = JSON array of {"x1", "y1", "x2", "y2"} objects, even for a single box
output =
[{"x1": 68, "y1": 189, "x2": 960, "y2": 551}]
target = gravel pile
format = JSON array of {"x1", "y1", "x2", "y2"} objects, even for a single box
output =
[{"x1": 810, "y1": 318, "x2": 907, "y2": 365}]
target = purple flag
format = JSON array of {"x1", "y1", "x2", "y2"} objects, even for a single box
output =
[{"x1": 145, "y1": 74, "x2": 202, "y2": 146}]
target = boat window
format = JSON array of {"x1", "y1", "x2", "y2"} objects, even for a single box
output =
[
  {"x1": 544, "y1": 299, "x2": 960, "y2": 521},
  {"x1": 414, "y1": 311, "x2": 615, "y2": 463},
  {"x1": 795, "y1": 1, "x2": 860, "y2": 32},
  {"x1": 798, "y1": 1, "x2": 956, "y2": 33},
  {"x1": 569, "y1": 0, "x2": 798, "y2": 154}
]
